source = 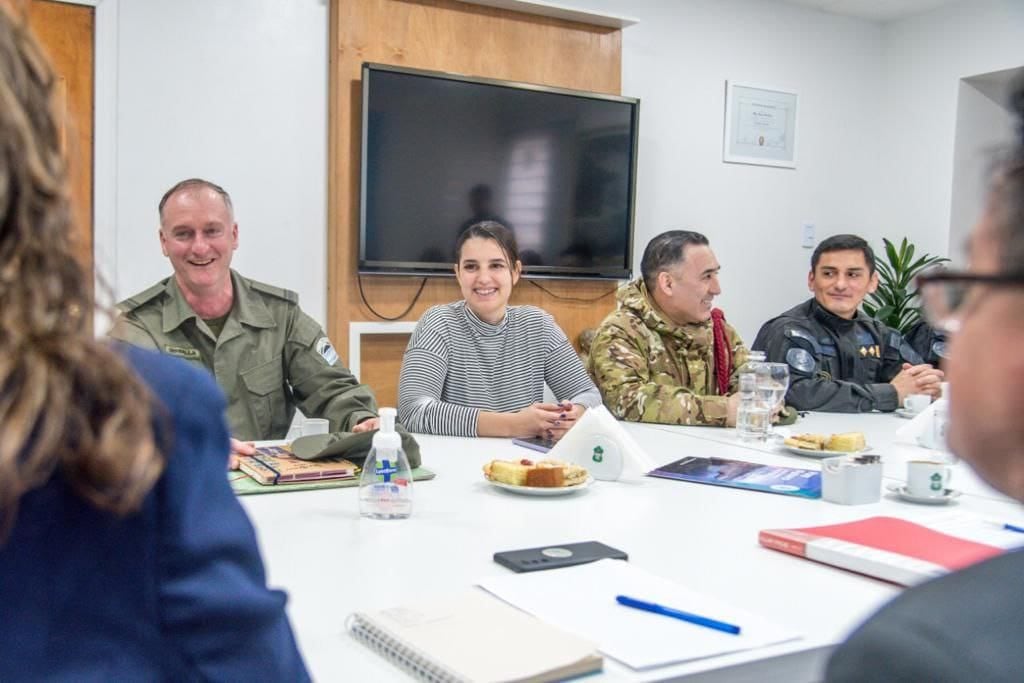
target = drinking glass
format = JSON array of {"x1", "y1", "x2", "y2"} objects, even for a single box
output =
[{"x1": 755, "y1": 363, "x2": 790, "y2": 433}]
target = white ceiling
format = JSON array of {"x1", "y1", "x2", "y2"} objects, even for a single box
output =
[{"x1": 777, "y1": 0, "x2": 961, "y2": 23}]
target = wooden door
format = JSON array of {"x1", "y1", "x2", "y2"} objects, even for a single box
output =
[{"x1": 26, "y1": 0, "x2": 95, "y2": 273}]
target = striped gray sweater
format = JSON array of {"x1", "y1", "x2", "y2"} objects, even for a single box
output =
[{"x1": 398, "y1": 301, "x2": 602, "y2": 436}]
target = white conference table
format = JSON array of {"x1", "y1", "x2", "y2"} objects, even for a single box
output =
[{"x1": 241, "y1": 413, "x2": 1024, "y2": 682}]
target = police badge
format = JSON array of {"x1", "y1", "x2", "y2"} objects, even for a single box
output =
[{"x1": 786, "y1": 347, "x2": 816, "y2": 375}]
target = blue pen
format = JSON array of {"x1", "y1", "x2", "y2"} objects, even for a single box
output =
[
  {"x1": 615, "y1": 595, "x2": 741, "y2": 635},
  {"x1": 1003, "y1": 523, "x2": 1024, "y2": 534}
]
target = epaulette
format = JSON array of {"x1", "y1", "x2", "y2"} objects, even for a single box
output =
[
  {"x1": 247, "y1": 277, "x2": 299, "y2": 303},
  {"x1": 116, "y1": 279, "x2": 171, "y2": 313}
]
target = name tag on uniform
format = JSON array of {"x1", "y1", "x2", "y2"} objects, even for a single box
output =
[{"x1": 165, "y1": 345, "x2": 201, "y2": 360}]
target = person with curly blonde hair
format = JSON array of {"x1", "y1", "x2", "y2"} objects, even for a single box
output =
[{"x1": 0, "y1": 7, "x2": 308, "y2": 680}]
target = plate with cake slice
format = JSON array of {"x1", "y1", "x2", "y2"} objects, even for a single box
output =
[
  {"x1": 482, "y1": 458, "x2": 592, "y2": 496},
  {"x1": 781, "y1": 432, "x2": 869, "y2": 458}
]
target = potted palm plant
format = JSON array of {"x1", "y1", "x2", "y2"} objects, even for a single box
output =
[{"x1": 863, "y1": 237, "x2": 949, "y2": 335}]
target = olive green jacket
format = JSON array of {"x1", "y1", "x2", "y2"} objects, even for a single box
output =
[
  {"x1": 588, "y1": 280, "x2": 749, "y2": 427},
  {"x1": 111, "y1": 271, "x2": 378, "y2": 440}
]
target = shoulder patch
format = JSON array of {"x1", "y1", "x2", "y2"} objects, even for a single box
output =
[
  {"x1": 315, "y1": 337, "x2": 339, "y2": 366},
  {"x1": 248, "y1": 278, "x2": 299, "y2": 303},
  {"x1": 786, "y1": 347, "x2": 816, "y2": 375},
  {"x1": 117, "y1": 280, "x2": 170, "y2": 313},
  {"x1": 783, "y1": 327, "x2": 821, "y2": 354}
]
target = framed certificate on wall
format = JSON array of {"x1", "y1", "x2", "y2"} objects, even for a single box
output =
[{"x1": 723, "y1": 81, "x2": 799, "y2": 168}]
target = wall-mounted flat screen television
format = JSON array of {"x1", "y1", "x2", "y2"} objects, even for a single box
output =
[{"x1": 359, "y1": 63, "x2": 639, "y2": 280}]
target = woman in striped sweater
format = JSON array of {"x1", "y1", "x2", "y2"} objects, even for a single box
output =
[{"x1": 398, "y1": 222, "x2": 602, "y2": 438}]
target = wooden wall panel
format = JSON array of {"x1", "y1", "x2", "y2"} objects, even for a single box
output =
[
  {"x1": 330, "y1": 0, "x2": 623, "y2": 406},
  {"x1": 358, "y1": 333, "x2": 415, "y2": 409},
  {"x1": 27, "y1": 0, "x2": 94, "y2": 275}
]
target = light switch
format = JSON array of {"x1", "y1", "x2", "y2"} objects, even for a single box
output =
[{"x1": 802, "y1": 222, "x2": 815, "y2": 249}]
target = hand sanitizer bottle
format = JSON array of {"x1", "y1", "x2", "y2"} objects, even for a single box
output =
[{"x1": 358, "y1": 407, "x2": 413, "y2": 520}]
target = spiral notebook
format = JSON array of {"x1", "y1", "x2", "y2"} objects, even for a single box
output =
[{"x1": 346, "y1": 590, "x2": 602, "y2": 682}]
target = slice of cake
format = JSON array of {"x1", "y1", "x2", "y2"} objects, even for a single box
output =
[
  {"x1": 785, "y1": 434, "x2": 825, "y2": 450},
  {"x1": 826, "y1": 432, "x2": 866, "y2": 452},
  {"x1": 484, "y1": 458, "x2": 589, "y2": 487},
  {"x1": 483, "y1": 459, "x2": 532, "y2": 486},
  {"x1": 525, "y1": 466, "x2": 565, "y2": 487},
  {"x1": 548, "y1": 458, "x2": 589, "y2": 485}
]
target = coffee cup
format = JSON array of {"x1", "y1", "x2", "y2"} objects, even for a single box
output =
[
  {"x1": 302, "y1": 418, "x2": 330, "y2": 436},
  {"x1": 903, "y1": 394, "x2": 931, "y2": 415},
  {"x1": 906, "y1": 460, "x2": 952, "y2": 498}
]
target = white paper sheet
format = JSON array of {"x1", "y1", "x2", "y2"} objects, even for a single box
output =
[
  {"x1": 478, "y1": 559, "x2": 802, "y2": 670},
  {"x1": 918, "y1": 511, "x2": 1024, "y2": 550}
]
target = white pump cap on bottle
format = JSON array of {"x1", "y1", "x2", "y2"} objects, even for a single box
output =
[{"x1": 372, "y1": 407, "x2": 401, "y2": 456}]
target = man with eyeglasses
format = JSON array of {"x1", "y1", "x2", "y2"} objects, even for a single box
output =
[
  {"x1": 752, "y1": 234, "x2": 943, "y2": 412},
  {"x1": 111, "y1": 178, "x2": 380, "y2": 463},
  {"x1": 827, "y1": 82, "x2": 1024, "y2": 682}
]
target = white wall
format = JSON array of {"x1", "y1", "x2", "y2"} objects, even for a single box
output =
[
  {"x1": 950, "y1": 75, "x2": 1017, "y2": 264},
  {"x1": 108, "y1": 0, "x2": 329, "y2": 322},
  {"x1": 556, "y1": 0, "x2": 886, "y2": 341},
  {"x1": 879, "y1": 0, "x2": 1024, "y2": 263},
  {"x1": 545, "y1": 0, "x2": 1024, "y2": 339},
  {"x1": 99, "y1": 0, "x2": 1024, "y2": 343}
]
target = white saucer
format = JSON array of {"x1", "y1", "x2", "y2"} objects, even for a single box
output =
[
  {"x1": 886, "y1": 483, "x2": 961, "y2": 505},
  {"x1": 487, "y1": 476, "x2": 594, "y2": 496},
  {"x1": 782, "y1": 444, "x2": 870, "y2": 459},
  {"x1": 894, "y1": 408, "x2": 924, "y2": 420}
]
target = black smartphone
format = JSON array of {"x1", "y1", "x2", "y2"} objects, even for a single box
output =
[
  {"x1": 512, "y1": 436, "x2": 554, "y2": 454},
  {"x1": 494, "y1": 541, "x2": 628, "y2": 573}
]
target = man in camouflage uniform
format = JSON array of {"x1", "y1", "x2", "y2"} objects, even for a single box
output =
[
  {"x1": 752, "y1": 234, "x2": 943, "y2": 412},
  {"x1": 111, "y1": 179, "x2": 379, "y2": 458},
  {"x1": 588, "y1": 230, "x2": 748, "y2": 427}
]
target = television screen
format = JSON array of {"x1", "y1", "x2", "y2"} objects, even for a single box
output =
[{"x1": 359, "y1": 63, "x2": 639, "y2": 279}]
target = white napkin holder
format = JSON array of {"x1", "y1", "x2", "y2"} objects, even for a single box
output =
[
  {"x1": 545, "y1": 406, "x2": 655, "y2": 481},
  {"x1": 894, "y1": 399, "x2": 949, "y2": 452}
]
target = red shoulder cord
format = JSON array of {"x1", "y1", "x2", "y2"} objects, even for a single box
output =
[{"x1": 711, "y1": 308, "x2": 733, "y2": 396}]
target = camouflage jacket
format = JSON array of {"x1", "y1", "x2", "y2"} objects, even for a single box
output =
[{"x1": 588, "y1": 280, "x2": 749, "y2": 426}]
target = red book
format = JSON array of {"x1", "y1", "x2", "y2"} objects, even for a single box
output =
[{"x1": 759, "y1": 516, "x2": 1004, "y2": 586}]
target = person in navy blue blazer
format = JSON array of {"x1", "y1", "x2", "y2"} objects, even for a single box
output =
[
  {"x1": 0, "y1": 7, "x2": 309, "y2": 681},
  {"x1": 826, "y1": 79, "x2": 1024, "y2": 682}
]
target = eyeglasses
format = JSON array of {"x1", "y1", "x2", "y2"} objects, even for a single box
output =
[{"x1": 917, "y1": 269, "x2": 1024, "y2": 333}]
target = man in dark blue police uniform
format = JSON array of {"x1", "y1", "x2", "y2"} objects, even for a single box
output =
[{"x1": 753, "y1": 234, "x2": 944, "y2": 412}]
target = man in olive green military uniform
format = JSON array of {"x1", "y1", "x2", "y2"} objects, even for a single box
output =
[
  {"x1": 111, "y1": 178, "x2": 379, "y2": 459},
  {"x1": 588, "y1": 230, "x2": 749, "y2": 427}
]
